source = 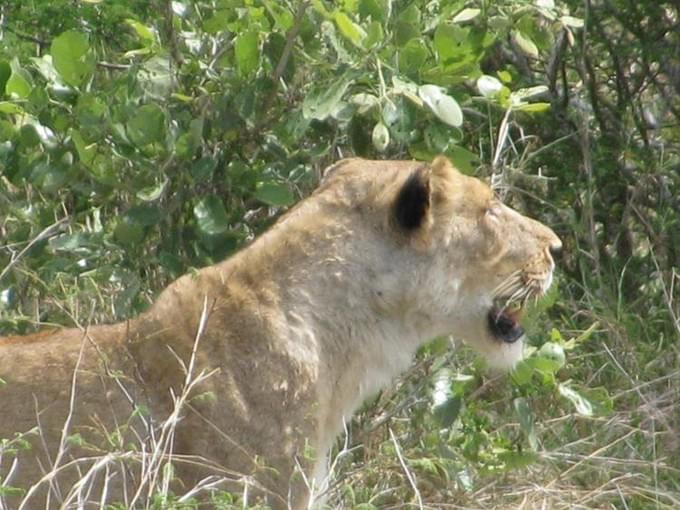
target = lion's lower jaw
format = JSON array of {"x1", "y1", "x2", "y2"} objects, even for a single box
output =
[{"x1": 471, "y1": 335, "x2": 525, "y2": 371}]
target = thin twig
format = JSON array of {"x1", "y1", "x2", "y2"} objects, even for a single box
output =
[
  {"x1": 97, "y1": 61, "x2": 131, "y2": 70},
  {"x1": 257, "y1": 1, "x2": 309, "y2": 124},
  {"x1": 388, "y1": 427, "x2": 423, "y2": 510},
  {"x1": 0, "y1": 217, "x2": 68, "y2": 283},
  {"x1": 271, "y1": 1, "x2": 309, "y2": 87}
]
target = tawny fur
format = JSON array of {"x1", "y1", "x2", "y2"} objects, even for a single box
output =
[{"x1": 0, "y1": 157, "x2": 561, "y2": 509}]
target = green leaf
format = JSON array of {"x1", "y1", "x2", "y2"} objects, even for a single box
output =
[
  {"x1": 203, "y1": 10, "x2": 231, "y2": 34},
  {"x1": 254, "y1": 182, "x2": 295, "y2": 207},
  {"x1": 114, "y1": 220, "x2": 145, "y2": 245},
  {"x1": 497, "y1": 70, "x2": 512, "y2": 84},
  {"x1": 194, "y1": 196, "x2": 230, "y2": 235},
  {"x1": 561, "y1": 15, "x2": 584, "y2": 28},
  {"x1": 372, "y1": 121, "x2": 389, "y2": 152},
  {"x1": 263, "y1": 1, "x2": 294, "y2": 31},
  {"x1": 364, "y1": 20, "x2": 384, "y2": 48},
  {"x1": 418, "y1": 84, "x2": 463, "y2": 127},
  {"x1": 399, "y1": 38, "x2": 429, "y2": 76},
  {"x1": 126, "y1": 205, "x2": 162, "y2": 227},
  {"x1": 303, "y1": 73, "x2": 354, "y2": 120},
  {"x1": 511, "y1": 358, "x2": 533, "y2": 385},
  {"x1": 235, "y1": 31, "x2": 260, "y2": 77},
  {"x1": 350, "y1": 93, "x2": 380, "y2": 113},
  {"x1": 445, "y1": 145, "x2": 479, "y2": 174},
  {"x1": 125, "y1": 19, "x2": 156, "y2": 44},
  {"x1": 72, "y1": 129, "x2": 97, "y2": 168},
  {"x1": 137, "y1": 178, "x2": 169, "y2": 201},
  {"x1": 49, "y1": 233, "x2": 96, "y2": 253},
  {"x1": 513, "y1": 30, "x2": 539, "y2": 58},
  {"x1": 0, "y1": 102, "x2": 25, "y2": 115},
  {"x1": 514, "y1": 397, "x2": 538, "y2": 450},
  {"x1": 6, "y1": 59, "x2": 32, "y2": 99},
  {"x1": 394, "y1": 4, "x2": 421, "y2": 46},
  {"x1": 434, "y1": 24, "x2": 468, "y2": 63},
  {"x1": 191, "y1": 156, "x2": 217, "y2": 182},
  {"x1": 558, "y1": 384, "x2": 593, "y2": 416},
  {"x1": 334, "y1": 12, "x2": 366, "y2": 47},
  {"x1": 537, "y1": 342, "x2": 566, "y2": 368},
  {"x1": 477, "y1": 75, "x2": 503, "y2": 97},
  {"x1": 434, "y1": 395, "x2": 461, "y2": 428},
  {"x1": 0, "y1": 486, "x2": 25, "y2": 498},
  {"x1": 0, "y1": 60, "x2": 12, "y2": 94},
  {"x1": 31, "y1": 55, "x2": 60, "y2": 83},
  {"x1": 452, "y1": 8, "x2": 480, "y2": 23},
  {"x1": 512, "y1": 85, "x2": 549, "y2": 102},
  {"x1": 51, "y1": 30, "x2": 94, "y2": 87},
  {"x1": 391, "y1": 76, "x2": 422, "y2": 106},
  {"x1": 496, "y1": 450, "x2": 539, "y2": 469},
  {"x1": 359, "y1": 0, "x2": 387, "y2": 22},
  {"x1": 138, "y1": 56, "x2": 175, "y2": 99},
  {"x1": 76, "y1": 94, "x2": 109, "y2": 127},
  {"x1": 127, "y1": 103, "x2": 166, "y2": 146},
  {"x1": 514, "y1": 102, "x2": 551, "y2": 113}
]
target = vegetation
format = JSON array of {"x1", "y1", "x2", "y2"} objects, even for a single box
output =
[{"x1": 0, "y1": 0, "x2": 678, "y2": 508}]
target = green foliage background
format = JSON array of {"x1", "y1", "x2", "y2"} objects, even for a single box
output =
[{"x1": 0, "y1": 0, "x2": 678, "y2": 507}]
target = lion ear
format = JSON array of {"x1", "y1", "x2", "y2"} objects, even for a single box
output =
[{"x1": 393, "y1": 165, "x2": 432, "y2": 231}]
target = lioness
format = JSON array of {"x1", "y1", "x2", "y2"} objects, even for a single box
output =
[{"x1": 0, "y1": 156, "x2": 560, "y2": 509}]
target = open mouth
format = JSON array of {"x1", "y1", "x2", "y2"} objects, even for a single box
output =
[{"x1": 487, "y1": 301, "x2": 524, "y2": 343}]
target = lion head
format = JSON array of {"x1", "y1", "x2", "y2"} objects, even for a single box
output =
[{"x1": 318, "y1": 156, "x2": 561, "y2": 370}]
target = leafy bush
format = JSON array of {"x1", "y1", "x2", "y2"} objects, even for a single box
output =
[{"x1": 1, "y1": 0, "x2": 678, "y2": 507}]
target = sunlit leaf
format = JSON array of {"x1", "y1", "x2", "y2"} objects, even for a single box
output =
[
  {"x1": 303, "y1": 73, "x2": 354, "y2": 120},
  {"x1": 235, "y1": 31, "x2": 260, "y2": 77},
  {"x1": 351, "y1": 93, "x2": 380, "y2": 113},
  {"x1": 561, "y1": 15, "x2": 585, "y2": 28},
  {"x1": 372, "y1": 121, "x2": 389, "y2": 152},
  {"x1": 514, "y1": 102, "x2": 551, "y2": 113},
  {"x1": 434, "y1": 23, "x2": 468, "y2": 63},
  {"x1": 6, "y1": 59, "x2": 32, "y2": 98},
  {"x1": 72, "y1": 129, "x2": 97, "y2": 167},
  {"x1": 51, "y1": 30, "x2": 94, "y2": 87},
  {"x1": 513, "y1": 30, "x2": 539, "y2": 58},
  {"x1": 452, "y1": 8, "x2": 480, "y2": 23},
  {"x1": 477, "y1": 75, "x2": 503, "y2": 97},
  {"x1": 538, "y1": 341, "x2": 566, "y2": 368},
  {"x1": 137, "y1": 178, "x2": 169, "y2": 201},
  {"x1": 418, "y1": 84, "x2": 463, "y2": 127},
  {"x1": 558, "y1": 384, "x2": 593, "y2": 416},
  {"x1": 31, "y1": 55, "x2": 60, "y2": 83},
  {"x1": 194, "y1": 196, "x2": 230, "y2": 235},
  {"x1": 125, "y1": 19, "x2": 156, "y2": 44},
  {"x1": 127, "y1": 103, "x2": 166, "y2": 146},
  {"x1": 0, "y1": 102, "x2": 24, "y2": 115},
  {"x1": 511, "y1": 85, "x2": 549, "y2": 104},
  {"x1": 334, "y1": 12, "x2": 366, "y2": 47}
]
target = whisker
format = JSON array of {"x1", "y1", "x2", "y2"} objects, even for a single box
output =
[{"x1": 493, "y1": 271, "x2": 522, "y2": 297}]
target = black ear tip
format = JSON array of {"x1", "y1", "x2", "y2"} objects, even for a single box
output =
[{"x1": 394, "y1": 167, "x2": 430, "y2": 231}]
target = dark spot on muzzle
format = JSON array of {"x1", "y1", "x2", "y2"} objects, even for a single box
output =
[{"x1": 488, "y1": 307, "x2": 524, "y2": 343}]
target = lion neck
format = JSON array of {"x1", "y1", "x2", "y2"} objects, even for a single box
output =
[{"x1": 229, "y1": 210, "x2": 459, "y2": 448}]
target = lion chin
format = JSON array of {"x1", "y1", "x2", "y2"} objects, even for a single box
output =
[{"x1": 0, "y1": 156, "x2": 561, "y2": 509}]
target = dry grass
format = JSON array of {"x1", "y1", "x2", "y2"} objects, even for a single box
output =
[{"x1": 0, "y1": 297, "x2": 272, "y2": 510}]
